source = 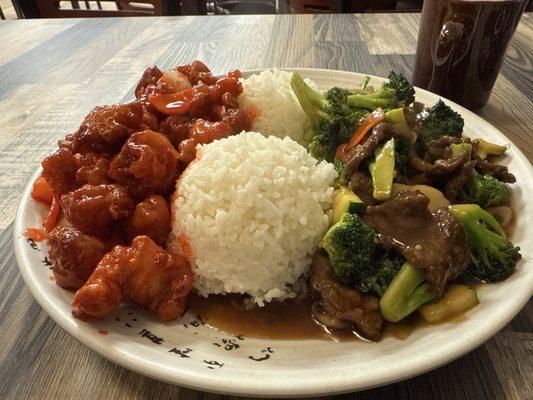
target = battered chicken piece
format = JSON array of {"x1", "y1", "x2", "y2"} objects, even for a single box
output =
[
  {"x1": 176, "y1": 60, "x2": 218, "y2": 85},
  {"x1": 48, "y1": 226, "x2": 107, "y2": 289},
  {"x1": 135, "y1": 66, "x2": 163, "y2": 101},
  {"x1": 75, "y1": 152, "x2": 112, "y2": 186},
  {"x1": 71, "y1": 102, "x2": 159, "y2": 154},
  {"x1": 109, "y1": 130, "x2": 179, "y2": 199},
  {"x1": 41, "y1": 147, "x2": 78, "y2": 194},
  {"x1": 72, "y1": 236, "x2": 193, "y2": 321},
  {"x1": 159, "y1": 115, "x2": 194, "y2": 150},
  {"x1": 221, "y1": 107, "x2": 252, "y2": 134},
  {"x1": 310, "y1": 252, "x2": 384, "y2": 340},
  {"x1": 178, "y1": 120, "x2": 234, "y2": 163},
  {"x1": 123, "y1": 195, "x2": 171, "y2": 246},
  {"x1": 60, "y1": 184, "x2": 134, "y2": 238}
]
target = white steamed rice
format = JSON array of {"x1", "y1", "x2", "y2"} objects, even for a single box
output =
[
  {"x1": 172, "y1": 131, "x2": 336, "y2": 305},
  {"x1": 237, "y1": 70, "x2": 317, "y2": 146}
]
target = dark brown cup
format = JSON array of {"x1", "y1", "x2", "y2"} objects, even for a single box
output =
[{"x1": 412, "y1": 0, "x2": 527, "y2": 110}]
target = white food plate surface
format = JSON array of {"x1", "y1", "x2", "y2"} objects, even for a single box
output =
[{"x1": 14, "y1": 68, "x2": 533, "y2": 397}]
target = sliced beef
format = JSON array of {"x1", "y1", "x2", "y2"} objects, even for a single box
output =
[
  {"x1": 476, "y1": 160, "x2": 516, "y2": 183},
  {"x1": 409, "y1": 152, "x2": 468, "y2": 176},
  {"x1": 345, "y1": 122, "x2": 394, "y2": 174},
  {"x1": 310, "y1": 252, "x2": 384, "y2": 340},
  {"x1": 348, "y1": 172, "x2": 376, "y2": 206},
  {"x1": 364, "y1": 190, "x2": 469, "y2": 296},
  {"x1": 427, "y1": 135, "x2": 463, "y2": 160},
  {"x1": 445, "y1": 160, "x2": 476, "y2": 202}
]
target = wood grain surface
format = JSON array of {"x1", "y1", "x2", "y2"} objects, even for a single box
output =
[{"x1": 0, "y1": 13, "x2": 532, "y2": 400}]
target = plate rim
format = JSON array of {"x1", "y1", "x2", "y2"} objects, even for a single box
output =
[{"x1": 13, "y1": 67, "x2": 533, "y2": 397}]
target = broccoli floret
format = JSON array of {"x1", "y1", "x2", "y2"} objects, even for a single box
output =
[
  {"x1": 449, "y1": 204, "x2": 521, "y2": 282},
  {"x1": 347, "y1": 71, "x2": 414, "y2": 111},
  {"x1": 346, "y1": 85, "x2": 396, "y2": 111},
  {"x1": 419, "y1": 100, "x2": 464, "y2": 145},
  {"x1": 383, "y1": 71, "x2": 415, "y2": 106},
  {"x1": 333, "y1": 159, "x2": 348, "y2": 187},
  {"x1": 359, "y1": 252, "x2": 405, "y2": 297},
  {"x1": 458, "y1": 170, "x2": 510, "y2": 208},
  {"x1": 394, "y1": 135, "x2": 411, "y2": 175},
  {"x1": 379, "y1": 261, "x2": 436, "y2": 322},
  {"x1": 291, "y1": 73, "x2": 367, "y2": 160},
  {"x1": 320, "y1": 213, "x2": 377, "y2": 285}
]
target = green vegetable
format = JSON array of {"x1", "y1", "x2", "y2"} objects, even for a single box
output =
[
  {"x1": 320, "y1": 213, "x2": 377, "y2": 286},
  {"x1": 291, "y1": 73, "x2": 368, "y2": 160},
  {"x1": 359, "y1": 252, "x2": 405, "y2": 297},
  {"x1": 385, "y1": 108, "x2": 416, "y2": 142},
  {"x1": 458, "y1": 170, "x2": 510, "y2": 208},
  {"x1": 418, "y1": 100, "x2": 464, "y2": 146},
  {"x1": 393, "y1": 135, "x2": 411, "y2": 175},
  {"x1": 383, "y1": 71, "x2": 415, "y2": 106},
  {"x1": 360, "y1": 75, "x2": 370, "y2": 90},
  {"x1": 331, "y1": 187, "x2": 365, "y2": 224},
  {"x1": 379, "y1": 262, "x2": 436, "y2": 322},
  {"x1": 419, "y1": 284, "x2": 479, "y2": 323},
  {"x1": 450, "y1": 143, "x2": 472, "y2": 158},
  {"x1": 449, "y1": 204, "x2": 521, "y2": 282},
  {"x1": 474, "y1": 138, "x2": 507, "y2": 157},
  {"x1": 332, "y1": 159, "x2": 348, "y2": 187},
  {"x1": 346, "y1": 85, "x2": 396, "y2": 111},
  {"x1": 369, "y1": 138, "x2": 395, "y2": 201},
  {"x1": 346, "y1": 71, "x2": 414, "y2": 111}
]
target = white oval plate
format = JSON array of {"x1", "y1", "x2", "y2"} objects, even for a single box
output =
[{"x1": 14, "y1": 69, "x2": 533, "y2": 397}]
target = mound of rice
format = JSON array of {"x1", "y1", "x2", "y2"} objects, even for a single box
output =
[
  {"x1": 237, "y1": 70, "x2": 317, "y2": 146},
  {"x1": 172, "y1": 131, "x2": 336, "y2": 305}
]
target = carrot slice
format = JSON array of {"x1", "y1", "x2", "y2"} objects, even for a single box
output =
[
  {"x1": 24, "y1": 228, "x2": 47, "y2": 242},
  {"x1": 31, "y1": 176, "x2": 54, "y2": 205},
  {"x1": 335, "y1": 143, "x2": 347, "y2": 160},
  {"x1": 43, "y1": 192, "x2": 61, "y2": 233},
  {"x1": 344, "y1": 108, "x2": 385, "y2": 155},
  {"x1": 148, "y1": 88, "x2": 194, "y2": 115}
]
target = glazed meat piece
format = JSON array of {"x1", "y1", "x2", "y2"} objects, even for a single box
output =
[
  {"x1": 60, "y1": 184, "x2": 134, "y2": 238},
  {"x1": 75, "y1": 153, "x2": 112, "y2": 186},
  {"x1": 364, "y1": 190, "x2": 469, "y2": 296},
  {"x1": 409, "y1": 151, "x2": 469, "y2": 176},
  {"x1": 48, "y1": 226, "x2": 107, "y2": 289},
  {"x1": 71, "y1": 102, "x2": 158, "y2": 154},
  {"x1": 427, "y1": 135, "x2": 464, "y2": 160},
  {"x1": 72, "y1": 236, "x2": 193, "y2": 321},
  {"x1": 349, "y1": 172, "x2": 376, "y2": 206},
  {"x1": 159, "y1": 103, "x2": 251, "y2": 158},
  {"x1": 159, "y1": 115, "x2": 194, "y2": 149},
  {"x1": 176, "y1": 60, "x2": 218, "y2": 85},
  {"x1": 123, "y1": 195, "x2": 171, "y2": 246},
  {"x1": 135, "y1": 66, "x2": 163, "y2": 101},
  {"x1": 58, "y1": 133, "x2": 76, "y2": 152},
  {"x1": 346, "y1": 123, "x2": 394, "y2": 174},
  {"x1": 184, "y1": 78, "x2": 243, "y2": 118},
  {"x1": 476, "y1": 160, "x2": 516, "y2": 183},
  {"x1": 310, "y1": 252, "x2": 384, "y2": 340},
  {"x1": 445, "y1": 160, "x2": 476, "y2": 202},
  {"x1": 41, "y1": 148, "x2": 78, "y2": 194},
  {"x1": 221, "y1": 107, "x2": 252, "y2": 134},
  {"x1": 109, "y1": 130, "x2": 179, "y2": 199},
  {"x1": 178, "y1": 120, "x2": 234, "y2": 163}
]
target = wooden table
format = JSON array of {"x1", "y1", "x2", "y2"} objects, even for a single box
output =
[{"x1": 0, "y1": 13, "x2": 532, "y2": 400}]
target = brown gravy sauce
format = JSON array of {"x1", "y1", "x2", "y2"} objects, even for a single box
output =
[{"x1": 188, "y1": 292, "x2": 471, "y2": 342}]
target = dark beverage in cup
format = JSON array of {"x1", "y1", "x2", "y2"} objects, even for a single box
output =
[{"x1": 413, "y1": 0, "x2": 527, "y2": 110}]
